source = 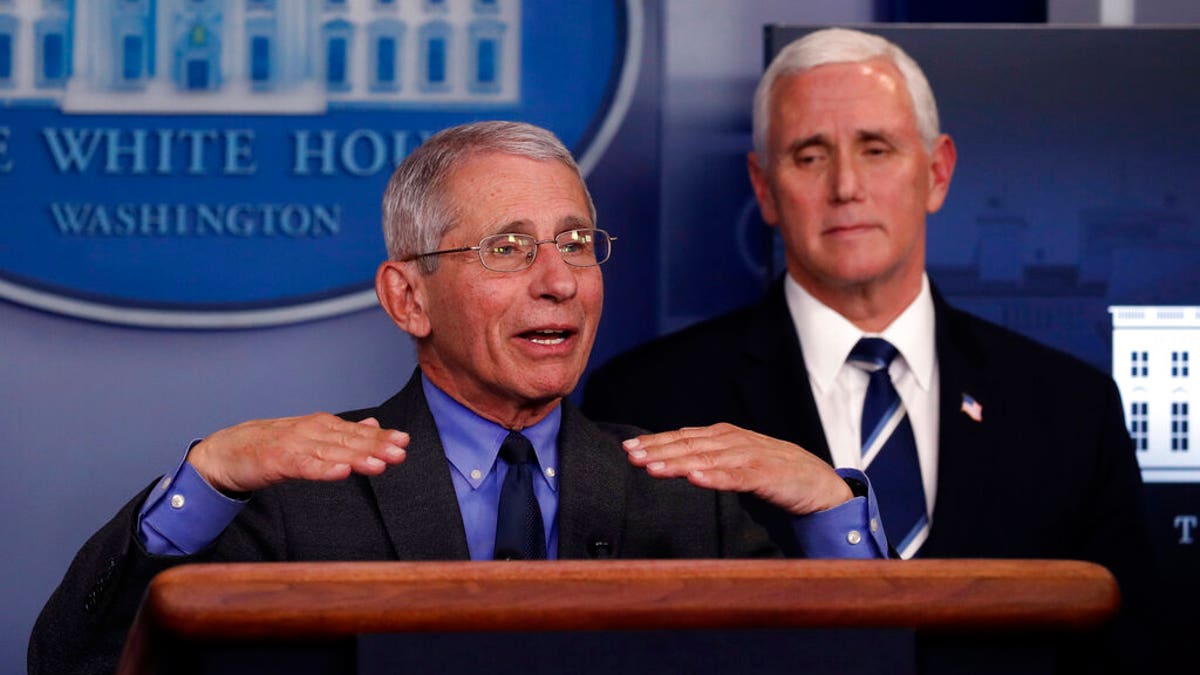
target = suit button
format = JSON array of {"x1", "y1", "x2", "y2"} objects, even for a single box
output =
[{"x1": 588, "y1": 539, "x2": 612, "y2": 559}]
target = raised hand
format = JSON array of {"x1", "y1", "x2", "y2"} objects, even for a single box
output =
[
  {"x1": 623, "y1": 423, "x2": 853, "y2": 515},
  {"x1": 186, "y1": 414, "x2": 409, "y2": 494}
]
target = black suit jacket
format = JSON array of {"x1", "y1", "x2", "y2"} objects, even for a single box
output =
[
  {"x1": 583, "y1": 280, "x2": 1151, "y2": 595},
  {"x1": 30, "y1": 372, "x2": 777, "y2": 675}
]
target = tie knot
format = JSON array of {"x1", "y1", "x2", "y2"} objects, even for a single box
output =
[
  {"x1": 849, "y1": 337, "x2": 899, "y2": 371},
  {"x1": 499, "y1": 432, "x2": 537, "y2": 466}
]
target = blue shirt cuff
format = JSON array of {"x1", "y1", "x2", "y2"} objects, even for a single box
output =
[
  {"x1": 791, "y1": 468, "x2": 889, "y2": 559},
  {"x1": 137, "y1": 442, "x2": 247, "y2": 556}
]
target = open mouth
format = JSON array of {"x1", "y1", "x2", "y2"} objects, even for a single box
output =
[{"x1": 520, "y1": 328, "x2": 573, "y2": 345}]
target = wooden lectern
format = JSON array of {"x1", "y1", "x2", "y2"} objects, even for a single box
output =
[{"x1": 117, "y1": 559, "x2": 1119, "y2": 675}]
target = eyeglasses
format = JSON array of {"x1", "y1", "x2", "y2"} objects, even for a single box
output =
[{"x1": 404, "y1": 228, "x2": 616, "y2": 272}]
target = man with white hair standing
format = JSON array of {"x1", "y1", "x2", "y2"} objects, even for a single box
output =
[{"x1": 585, "y1": 25, "x2": 1149, "y2": 610}]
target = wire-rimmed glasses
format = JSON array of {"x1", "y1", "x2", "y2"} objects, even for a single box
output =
[{"x1": 403, "y1": 228, "x2": 615, "y2": 272}]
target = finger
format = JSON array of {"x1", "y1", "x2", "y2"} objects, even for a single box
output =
[
  {"x1": 642, "y1": 446, "x2": 753, "y2": 479},
  {"x1": 290, "y1": 454, "x2": 354, "y2": 482},
  {"x1": 310, "y1": 443, "x2": 403, "y2": 480},
  {"x1": 300, "y1": 415, "x2": 409, "y2": 464},
  {"x1": 684, "y1": 468, "x2": 748, "y2": 492},
  {"x1": 627, "y1": 425, "x2": 721, "y2": 449},
  {"x1": 353, "y1": 417, "x2": 411, "y2": 453},
  {"x1": 624, "y1": 432, "x2": 737, "y2": 465},
  {"x1": 258, "y1": 423, "x2": 402, "y2": 482},
  {"x1": 294, "y1": 433, "x2": 408, "y2": 473},
  {"x1": 631, "y1": 423, "x2": 752, "y2": 452}
]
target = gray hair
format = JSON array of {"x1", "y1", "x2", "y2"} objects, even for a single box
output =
[
  {"x1": 752, "y1": 27, "x2": 940, "y2": 163},
  {"x1": 381, "y1": 120, "x2": 596, "y2": 272}
]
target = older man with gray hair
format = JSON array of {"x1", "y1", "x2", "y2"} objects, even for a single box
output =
[{"x1": 31, "y1": 120, "x2": 888, "y2": 675}]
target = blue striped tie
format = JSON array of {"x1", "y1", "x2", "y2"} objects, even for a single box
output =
[{"x1": 849, "y1": 338, "x2": 928, "y2": 558}]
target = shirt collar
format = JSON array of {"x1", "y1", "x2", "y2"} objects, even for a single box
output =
[
  {"x1": 420, "y1": 373, "x2": 560, "y2": 491},
  {"x1": 784, "y1": 273, "x2": 936, "y2": 393}
]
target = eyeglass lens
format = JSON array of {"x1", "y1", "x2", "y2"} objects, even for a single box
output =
[{"x1": 479, "y1": 229, "x2": 610, "y2": 271}]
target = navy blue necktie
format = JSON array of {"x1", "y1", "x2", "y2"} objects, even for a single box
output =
[
  {"x1": 493, "y1": 432, "x2": 546, "y2": 560},
  {"x1": 849, "y1": 338, "x2": 928, "y2": 558}
]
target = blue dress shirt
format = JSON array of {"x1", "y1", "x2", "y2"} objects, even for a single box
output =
[
  {"x1": 138, "y1": 375, "x2": 887, "y2": 558},
  {"x1": 421, "y1": 376, "x2": 560, "y2": 560}
]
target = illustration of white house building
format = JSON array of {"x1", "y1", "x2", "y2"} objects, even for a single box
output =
[
  {"x1": 0, "y1": 0, "x2": 520, "y2": 113},
  {"x1": 1110, "y1": 305, "x2": 1200, "y2": 482}
]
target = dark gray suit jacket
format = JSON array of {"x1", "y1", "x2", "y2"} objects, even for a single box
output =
[
  {"x1": 583, "y1": 280, "x2": 1151, "y2": 597},
  {"x1": 30, "y1": 372, "x2": 777, "y2": 675}
]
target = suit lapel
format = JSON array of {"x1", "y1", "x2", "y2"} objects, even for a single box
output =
[
  {"x1": 554, "y1": 401, "x2": 627, "y2": 559},
  {"x1": 924, "y1": 292, "x2": 996, "y2": 555},
  {"x1": 736, "y1": 280, "x2": 833, "y2": 463},
  {"x1": 366, "y1": 372, "x2": 471, "y2": 560}
]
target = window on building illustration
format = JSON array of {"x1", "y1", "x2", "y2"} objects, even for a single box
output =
[
  {"x1": 328, "y1": 37, "x2": 347, "y2": 86},
  {"x1": 323, "y1": 20, "x2": 354, "y2": 92},
  {"x1": 428, "y1": 37, "x2": 445, "y2": 84},
  {"x1": 1129, "y1": 402, "x2": 1149, "y2": 451},
  {"x1": 34, "y1": 17, "x2": 70, "y2": 88},
  {"x1": 376, "y1": 36, "x2": 396, "y2": 85},
  {"x1": 246, "y1": 16, "x2": 274, "y2": 88},
  {"x1": 327, "y1": 0, "x2": 347, "y2": 9},
  {"x1": 41, "y1": 32, "x2": 64, "y2": 81},
  {"x1": 1171, "y1": 402, "x2": 1189, "y2": 452},
  {"x1": 251, "y1": 35, "x2": 271, "y2": 83},
  {"x1": 419, "y1": 22, "x2": 451, "y2": 92},
  {"x1": 368, "y1": 20, "x2": 404, "y2": 92},
  {"x1": 123, "y1": 34, "x2": 143, "y2": 80},
  {"x1": 468, "y1": 20, "x2": 503, "y2": 94},
  {"x1": 426, "y1": 0, "x2": 448, "y2": 12},
  {"x1": 377, "y1": 37, "x2": 395, "y2": 83},
  {"x1": 247, "y1": 0, "x2": 276, "y2": 10},
  {"x1": 187, "y1": 59, "x2": 209, "y2": 89},
  {"x1": 1173, "y1": 351, "x2": 1190, "y2": 377},
  {"x1": 0, "y1": 32, "x2": 12, "y2": 85},
  {"x1": 474, "y1": 0, "x2": 500, "y2": 14},
  {"x1": 1131, "y1": 351, "x2": 1148, "y2": 377},
  {"x1": 477, "y1": 39, "x2": 494, "y2": 82}
]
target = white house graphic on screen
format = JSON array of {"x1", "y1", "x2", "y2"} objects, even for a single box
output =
[
  {"x1": 0, "y1": 0, "x2": 520, "y2": 113},
  {"x1": 1110, "y1": 306, "x2": 1200, "y2": 483}
]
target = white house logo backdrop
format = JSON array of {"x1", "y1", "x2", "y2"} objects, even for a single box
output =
[{"x1": 0, "y1": 0, "x2": 641, "y2": 327}]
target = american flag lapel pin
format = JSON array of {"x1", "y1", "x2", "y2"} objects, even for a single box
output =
[{"x1": 960, "y1": 393, "x2": 983, "y2": 423}]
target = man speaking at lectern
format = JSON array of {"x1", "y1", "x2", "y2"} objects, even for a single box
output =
[{"x1": 31, "y1": 121, "x2": 887, "y2": 675}]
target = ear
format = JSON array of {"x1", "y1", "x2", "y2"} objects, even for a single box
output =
[
  {"x1": 376, "y1": 260, "x2": 432, "y2": 338},
  {"x1": 924, "y1": 134, "x2": 957, "y2": 214},
  {"x1": 746, "y1": 152, "x2": 780, "y2": 226}
]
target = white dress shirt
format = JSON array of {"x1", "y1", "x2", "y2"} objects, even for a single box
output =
[{"x1": 784, "y1": 274, "x2": 941, "y2": 520}]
